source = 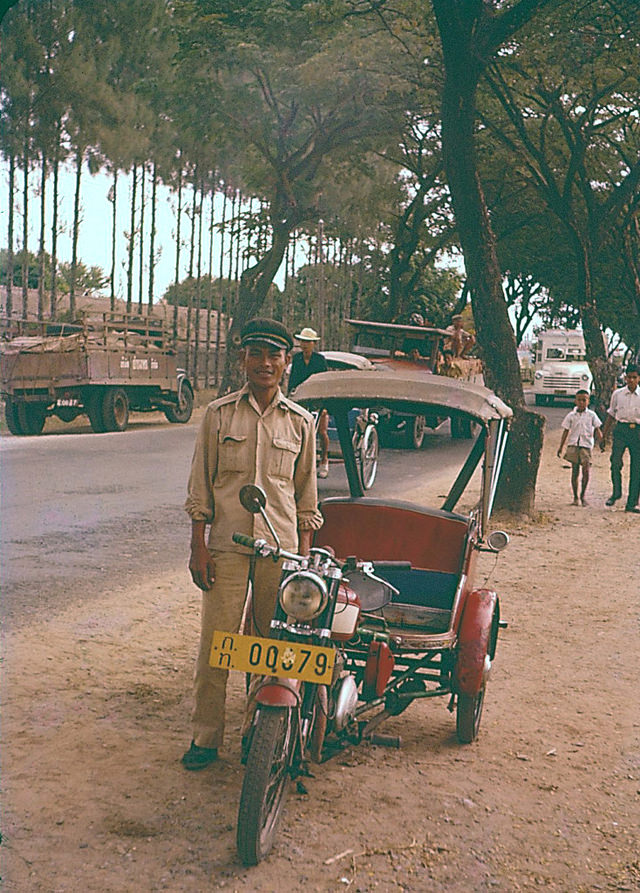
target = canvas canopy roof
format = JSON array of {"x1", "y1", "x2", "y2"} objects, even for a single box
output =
[{"x1": 292, "y1": 368, "x2": 512, "y2": 425}]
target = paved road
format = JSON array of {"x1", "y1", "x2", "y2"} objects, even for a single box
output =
[{"x1": 0, "y1": 394, "x2": 564, "y2": 631}]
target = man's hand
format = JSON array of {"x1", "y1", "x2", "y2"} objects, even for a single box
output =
[{"x1": 189, "y1": 540, "x2": 216, "y2": 591}]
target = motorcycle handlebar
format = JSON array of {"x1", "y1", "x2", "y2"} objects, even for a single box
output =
[{"x1": 232, "y1": 532, "x2": 259, "y2": 549}]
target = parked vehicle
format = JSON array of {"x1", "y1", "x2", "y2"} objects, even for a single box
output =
[
  {"x1": 214, "y1": 369, "x2": 512, "y2": 864},
  {"x1": 1, "y1": 313, "x2": 193, "y2": 434},
  {"x1": 532, "y1": 329, "x2": 592, "y2": 405},
  {"x1": 345, "y1": 319, "x2": 482, "y2": 446}
]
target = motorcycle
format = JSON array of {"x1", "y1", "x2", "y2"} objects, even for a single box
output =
[
  {"x1": 211, "y1": 483, "x2": 396, "y2": 866},
  {"x1": 212, "y1": 368, "x2": 513, "y2": 865}
]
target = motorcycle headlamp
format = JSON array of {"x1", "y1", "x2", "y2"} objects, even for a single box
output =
[{"x1": 279, "y1": 572, "x2": 328, "y2": 622}]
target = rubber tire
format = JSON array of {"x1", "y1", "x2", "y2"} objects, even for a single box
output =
[
  {"x1": 456, "y1": 685, "x2": 486, "y2": 744},
  {"x1": 16, "y1": 402, "x2": 46, "y2": 435},
  {"x1": 164, "y1": 381, "x2": 194, "y2": 423},
  {"x1": 87, "y1": 391, "x2": 107, "y2": 433},
  {"x1": 405, "y1": 414, "x2": 426, "y2": 449},
  {"x1": 101, "y1": 388, "x2": 129, "y2": 432},
  {"x1": 5, "y1": 397, "x2": 26, "y2": 435},
  {"x1": 358, "y1": 424, "x2": 379, "y2": 490},
  {"x1": 237, "y1": 706, "x2": 294, "y2": 866}
]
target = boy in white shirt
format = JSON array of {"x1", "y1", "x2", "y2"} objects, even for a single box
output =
[{"x1": 557, "y1": 389, "x2": 603, "y2": 505}]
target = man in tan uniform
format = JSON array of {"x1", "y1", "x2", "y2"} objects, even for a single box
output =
[{"x1": 182, "y1": 318, "x2": 323, "y2": 769}]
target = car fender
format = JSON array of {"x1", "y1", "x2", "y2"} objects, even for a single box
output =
[
  {"x1": 255, "y1": 677, "x2": 302, "y2": 707},
  {"x1": 453, "y1": 589, "x2": 499, "y2": 696}
]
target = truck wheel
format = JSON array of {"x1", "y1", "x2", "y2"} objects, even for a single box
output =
[
  {"x1": 87, "y1": 391, "x2": 107, "y2": 433},
  {"x1": 17, "y1": 402, "x2": 47, "y2": 436},
  {"x1": 102, "y1": 388, "x2": 129, "y2": 432},
  {"x1": 5, "y1": 398, "x2": 26, "y2": 435},
  {"x1": 164, "y1": 381, "x2": 194, "y2": 423}
]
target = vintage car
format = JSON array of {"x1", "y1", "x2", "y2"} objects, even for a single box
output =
[{"x1": 344, "y1": 319, "x2": 483, "y2": 447}]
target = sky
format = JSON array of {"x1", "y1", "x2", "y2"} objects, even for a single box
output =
[{"x1": 1, "y1": 158, "x2": 285, "y2": 306}]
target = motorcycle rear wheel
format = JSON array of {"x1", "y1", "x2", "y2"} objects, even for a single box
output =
[{"x1": 237, "y1": 706, "x2": 295, "y2": 866}]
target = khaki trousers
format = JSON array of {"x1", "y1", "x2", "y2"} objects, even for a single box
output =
[{"x1": 192, "y1": 552, "x2": 283, "y2": 749}]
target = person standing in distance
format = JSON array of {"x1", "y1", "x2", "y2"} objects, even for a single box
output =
[
  {"x1": 600, "y1": 364, "x2": 640, "y2": 513},
  {"x1": 557, "y1": 389, "x2": 603, "y2": 506},
  {"x1": 287, "y1": 326, "x2": 330, "y2": 479},
  {"x1": 182, "y1": 318, "x2": 323, "y2": 769}
]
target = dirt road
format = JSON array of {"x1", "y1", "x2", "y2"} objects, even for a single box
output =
[{"x1": 2, "y1": 432, "x2": 639, "y2": 892}]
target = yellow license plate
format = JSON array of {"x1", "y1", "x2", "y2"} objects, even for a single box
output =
[{"x1": 210, "y1": 630, "x2": 335, "y2": 685}]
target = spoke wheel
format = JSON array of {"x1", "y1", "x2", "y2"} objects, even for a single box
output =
[
  {"x1": 357, "y1": 424, "x2": 379, "y2": 490},
  {"x1": 102, "y1": 388, "x2": 129, "y2": 432},
  {"x1": 164, "y1": 381, "x2": 194, "y2": 423},
  {"x1": 456, "y1": 685, "x2": 486, "y2": 744},
  {"x1": 406, "y1": 414, "x2": 426, "y2": 449},
  {"x1": 237, "y1": 706, "x2": 295, "y2": 866}
]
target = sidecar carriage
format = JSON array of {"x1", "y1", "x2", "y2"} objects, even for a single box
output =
[{"x1": 293, "y1": 368, "x2": 512, "y2": 746}]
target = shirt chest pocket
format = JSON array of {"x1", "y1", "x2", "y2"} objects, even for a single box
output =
[
  {"x1": 218, "y1": 434, "x2": 248, "y2": 474},
  {"x1": 271, "y1": 437, "x2": 300, "y2": 479}
]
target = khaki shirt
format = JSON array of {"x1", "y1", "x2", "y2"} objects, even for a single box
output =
[{"x1": 185, "y1": 383, "x2": 323, "y2": 554}]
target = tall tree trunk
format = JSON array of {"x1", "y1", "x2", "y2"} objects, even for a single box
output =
[
  {"x1": 193, "y1": 180, "x2": 204, "y2": 387},
  {"x1": 127, "y1": 163, "x2": 137, "y2": 314},
  {"x1": 50, "y1": 128, "x2": 60, "y2": 319},
  {"x1": 185, "y1": 174, "x2": 198, "y2": 375},
  {"x1": 22, "y1": 137, "x2": 29, "y2": 319},
  {"x1": 172, "y1": 165, "x2": 183, "y2": 342},
  {"x1": 37, "y1": 150, "x2": 46, "y2": 321},
  {"x1": 568, "y1": 227, "x2": 615, "y2": 418},
  {"x1": 70, "y1": 147, "x2": 83, "y2": 319},
  {"x1": 6, "y1": 152, "x2": 15, "y2": 319},
  {"x1": 233, "y1": 191, "x2": 243, "y2": 309},
  {"x1": 109, "y1": 171, "x2": 118, "y2": 312},
  {"x1": 215, "y1": 189, "x2": 228, "y2": 385},
  {"x1": 433, "y1": 0, "x2": 544, "y2": 515},
  {"x1": 148, "y1": 161, "x2": 157, "y2": 307},
  {"x1": 138, "y1": 164, "x2": 145, "y2": 312},
  {"x1": 220, "y1": 217, "x2": 293, "y2": 394},
  {"x1": 205, "y1": 186, "x2": 215, "y2": 389}
]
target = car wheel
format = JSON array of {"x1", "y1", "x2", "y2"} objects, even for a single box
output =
[{"x1": 405, "y1": 414, "x2": 426, "y2": 450}]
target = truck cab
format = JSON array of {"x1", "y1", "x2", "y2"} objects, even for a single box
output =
[{"x1": 532, "y1": 330, "x2": 592, "y2": 405}]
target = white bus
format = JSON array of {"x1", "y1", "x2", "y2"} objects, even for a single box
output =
[{"x1": 532, "y1": 330, "x2": 592, "y2": 405}]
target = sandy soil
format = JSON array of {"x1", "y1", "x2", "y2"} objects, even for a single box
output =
[{"x1": 2, "y1": 434, "x2": 639, "y2": 892}]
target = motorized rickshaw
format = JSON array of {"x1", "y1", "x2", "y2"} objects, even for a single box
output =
[{"x1": 218, "y1": 368, "x2": 512, "y2": 864}]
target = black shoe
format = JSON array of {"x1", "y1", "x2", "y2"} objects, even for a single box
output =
[
  {"x1": 605, "y1": 496, "x2": 619, "y2": 506},
  {"x1": 181, "y1": 740, "x2": 218, "y2": 770},
  {"x1": 624, "y1": 506, "x2": 640, "y2": 514}
]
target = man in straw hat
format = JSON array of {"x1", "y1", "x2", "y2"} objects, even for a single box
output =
[
  {"x1": 182, "y1": 318, "x2": 323, "y2": 768},
  {"x1": 288, "y1": 326, "x2": 330, "y2": 478}
]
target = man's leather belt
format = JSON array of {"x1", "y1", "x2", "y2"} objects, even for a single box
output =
[{"x1": 617, "y1": 421, "x2": 637, "y2": 428}]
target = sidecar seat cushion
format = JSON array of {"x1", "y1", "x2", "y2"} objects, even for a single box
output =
[{"x1": 375, "y1": 567, "x2": 458, "y2": 610}]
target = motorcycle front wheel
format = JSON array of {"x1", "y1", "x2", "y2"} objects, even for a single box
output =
[{"x1": 237, "y1": 705, "x2": 295, "y2": 866}]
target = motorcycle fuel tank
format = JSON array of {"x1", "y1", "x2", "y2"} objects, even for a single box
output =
[{"x1": 330, "y1": 584, "x2": 361, "y2": 641}]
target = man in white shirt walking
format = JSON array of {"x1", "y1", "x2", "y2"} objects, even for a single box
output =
[
  {"x1": 557, "y1": 389, "x2": 602, "y2": 505},
  {"x1": 600, "y1": 364, "x2": 640, "y2": 513}
]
